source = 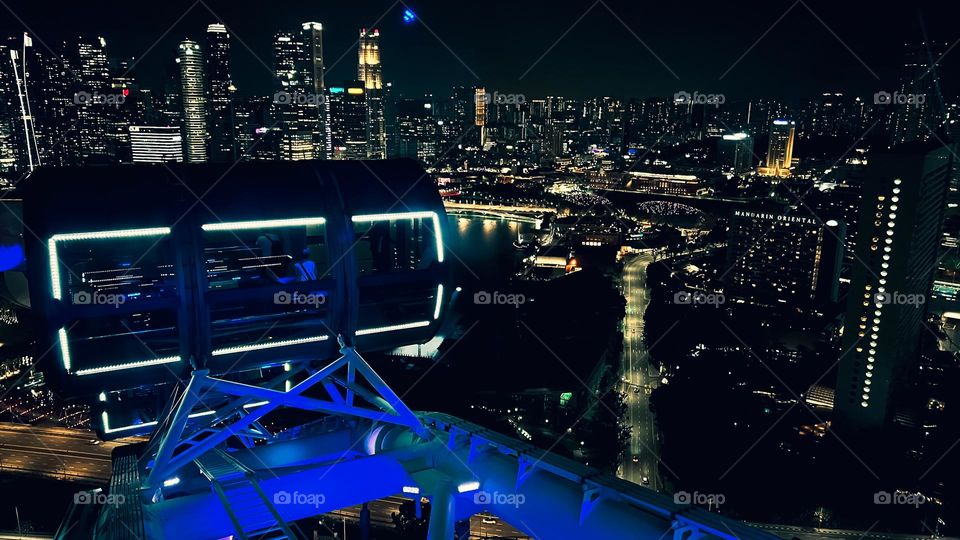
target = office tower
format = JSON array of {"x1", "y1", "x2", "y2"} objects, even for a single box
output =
[
  {"x1": 358, "y1": 28, "x2": 385, "y2": 158},
  {"x1": 757, "y1": 119, "x2": 795, "y2": 177},
  {"x1": 206, "y1": 23, "x2": 234, "y2": 162},
  {"x1": 802, "y1": 92, "x2": 857, "y2": 139},
  {"x1": 327, "y1": 82, "x2": 367, "y2": 160},
  {"x1": 383, "y1": 82, "x2": 398, "y2": 157},
  {"x1": 724, "y1": 208, "x2": 844, "y2": 306},
  {"x1": 177, "y1": 39, "x2": 207, "y2": 163},
  {"x1": 300, "y1": 22, "x2": 327, "y2": 158},
  {"x1": 129, "y1": 126, "x2": 183, "y2": 163},
  {"x1": 158, "y1": 64, "x2": 183, "y2": 128},
  {"x1": 273, "y1": 30, "x2": 318, "y2": 161},
  {"x1": 300, "y1": 22, "x2": 325, "y2": 93},
  {"x1": 3, "y1": 34, "x2": 77, "y2": 169},
  {"x1": 890, "y1": 42, "x2": 947, "y2": 146},
  {"x1": 74, "y1": 36, "x2": 111, "y2": 163},
  {"x1": 101, "y1": 58, "x2": 143, "y2": 163},
  {"x1": 717, "y1": 132, "x2": 754, "y2": 173},
  {"x1": 0, "y1": 44, "x2": 16, "y2": 182},
  {"x1": 835, "y1": 144, "x2": 951, "y2": 430},
  {"x1": 475, "y1": 87, "x2": 487, "y2": 146},
  {"x1": 395, "y1": 98, "x2": 436, "y2": 163}
]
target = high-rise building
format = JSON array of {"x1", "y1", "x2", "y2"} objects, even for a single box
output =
[
  {"x1": 717, "y1": 132, "x2": 754, "y2": 173},
  {"x1": 300, "y1": 22, "x2": 327, "y2": 158},
  {"x1": 724, "y1": 208, "x2": 844, "y2": 306},
  {"x1": 835, "y1": 144, "x2": 952, "y2": 431},
  {"x1": 74, "y1": 36, "x2": 111, "y2": 163},
  {"x1": 273, "y1": 30, "x2": 321, "y2": 161},
  {"x1": 358, "y1": 28, "x2": 385, "y2": 158},
  {"x1": 757, "y1": 119, "x2": 795, "y2": 177},
  {"x1": 475, "y1": 87, "x2": 487, "y2": 146},
  {"x1": 177, "y1": 39, "x2": 207, "y2": 163},
  {"x1": 395, "y1": 98, "x2": 436, "y2": 163},
  {"x1": 205, "y1": 23, "x2": 234, "y2": 162},
  {"x1": 889, "y1": 42, "x2": 947, "y2": 146},
  {"x1": 129, "y1": 125, "x2": 183, "y2": 163},
  {"x1": 327, "y1": 82, "x2": 367, "y2": 160},
  {"x1": 300, "y1": 22, "x2": 325, "y2": 93}
]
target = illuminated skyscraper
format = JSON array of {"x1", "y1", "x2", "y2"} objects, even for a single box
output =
[
  {"x1": 327, "y1": 82, "x2": 367, "y2": 160},
  {"x1": 358, "y1": 28, "x2": 385, "y2": 158},
  {"x1": 177, "y1": 39, "x2": 207, "y2": 163},
  {"x1": 273, "y1": 29, "x2": 321, "y2": 160},
  {"x1": 717, "y1": 132, "x2": 754, "y2": 173},
  {"x1": 758, "y1": 119, "x2": 794, "y2": 177},
  {"x1": 890, "y1": 42, "x2": 946, "y2": 146},
  {"x1": 395, "y1": 98, "x2": 436, "y2": 163},
  {"x1": 129, "y1": 125, "x2": 183, "y2": 163},
  {"x1": 300, "y1": 22, "x2": 325, "y2": 92},
  {"x1": 205, "y1": 23, "x2": 234, "y2": 161},
  {"x1": 301, "y1": 22, "x2": 327, "y2": 158},
  {"x1": 725, "y1": 209, "x2": 843, "y2": 306},
  {"x1": 475, "y1": 87, "x2": 487, "y2": 146},
  {"x1": 75, "y1": 36, "x2": 111, "y2": 162},
  {"x1": 836, "y1": 144, "x2": 951, "y2": 430}
]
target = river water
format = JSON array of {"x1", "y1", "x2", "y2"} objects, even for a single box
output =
[{"x1": 446, "y1": 214, "x2": 537, "y2": 288}]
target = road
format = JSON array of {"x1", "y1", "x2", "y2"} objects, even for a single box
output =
[
  {"x1": 754, "y1": 522, "x2": 957, "y2": 540},
  {"x1": 329, "y1": 496, "x2": 530, "y2": 539},
  {"x1": 0, "y1": 422, "x2": 119, "y2": 483},
  {"x1": 617, "y1": 252, "x2": 663, "y2": 491}
]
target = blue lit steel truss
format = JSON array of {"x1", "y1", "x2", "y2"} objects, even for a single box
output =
[{"x1": 141, "y1": 336, "x2": 425, "y2": 499}]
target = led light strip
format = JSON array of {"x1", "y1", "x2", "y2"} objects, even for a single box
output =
[
  {"x1": 433, "y1": 284, "x2": 444, "y2": 320},
  {"x1": 48, "y1": 227, "x2": 171, "y2": 300},
  {"x1": 102, "y1": 411, "x2": 158, "y2": 435},
  {"x1": 76, "y1": 356, "x2": 181, "y2": 376},
  {"x1": 101, "y1": 400, "x2": 269, "y2": 435},
  {"x1": 351, "y1": 211, "x2": 444, "y2": 263},
  {"x1": 201, "y1": 217, "x2": 326, "y2": 232},
  {"x1": 211, "y1": 335, "x2": 329, "y2": 356},
  {"x1": 356, "y1": 320, "x2": 430, "y2": 336},
  {"x1": 58, "y1": 328, "x2": 72, "y2": 371}
]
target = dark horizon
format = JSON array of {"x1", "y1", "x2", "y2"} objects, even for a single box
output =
[{"x1": 2, "y1": 0, "x2": 960, "y2": 101}]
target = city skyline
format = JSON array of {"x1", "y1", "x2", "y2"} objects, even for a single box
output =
[
  {"x1": 2, "y1": 0, "x2": 960, "y2": 101},
  {"x1": 1, "y1": 1, "x2": 960, "y2": 538}
]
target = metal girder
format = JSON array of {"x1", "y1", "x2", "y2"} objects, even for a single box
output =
[{"x1": 141, "y1": 339, "x2": 428, "y2": 499}]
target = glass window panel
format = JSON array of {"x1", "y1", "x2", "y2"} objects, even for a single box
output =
[
  {"x1": 56, "y1": 236, "x2": 178, "y2": 306},
  {"x1": 203, "y1": 221, "x2": 328, "y2": 289},
  {"x1": 352, "y1": 217, "x2": 434, "y2": 276}
]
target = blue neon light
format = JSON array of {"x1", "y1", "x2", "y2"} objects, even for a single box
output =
[
  {"x1": 403, "y1": 8, "x2": 417, "y2": 24},
  {"x1": 0, "y1": 243, "x2": 24, "y2": 271}
]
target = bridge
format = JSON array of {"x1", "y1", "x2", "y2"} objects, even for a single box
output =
[
  {"x1": 9, "y1": 160, "x2": 787, "y2": 540},
  {"x1": 443, "y1": 201, "x2": 556, "y2": 224}
]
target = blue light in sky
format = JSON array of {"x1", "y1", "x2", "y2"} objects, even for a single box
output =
[
  {"x1": 0, "y1": 244, "x2": 24, "y2": 271},
  {"x1": 403, "y1": 8, "x2": 416, "y2": 24}
]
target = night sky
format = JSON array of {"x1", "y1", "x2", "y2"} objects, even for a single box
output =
[{"x1": 2, "y1": 0, "x2": 960, "y2": 102}]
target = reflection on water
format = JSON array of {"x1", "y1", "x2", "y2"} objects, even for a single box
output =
[{"x1": 447, "y1": 215, "x2": 535, "y2": 287}]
